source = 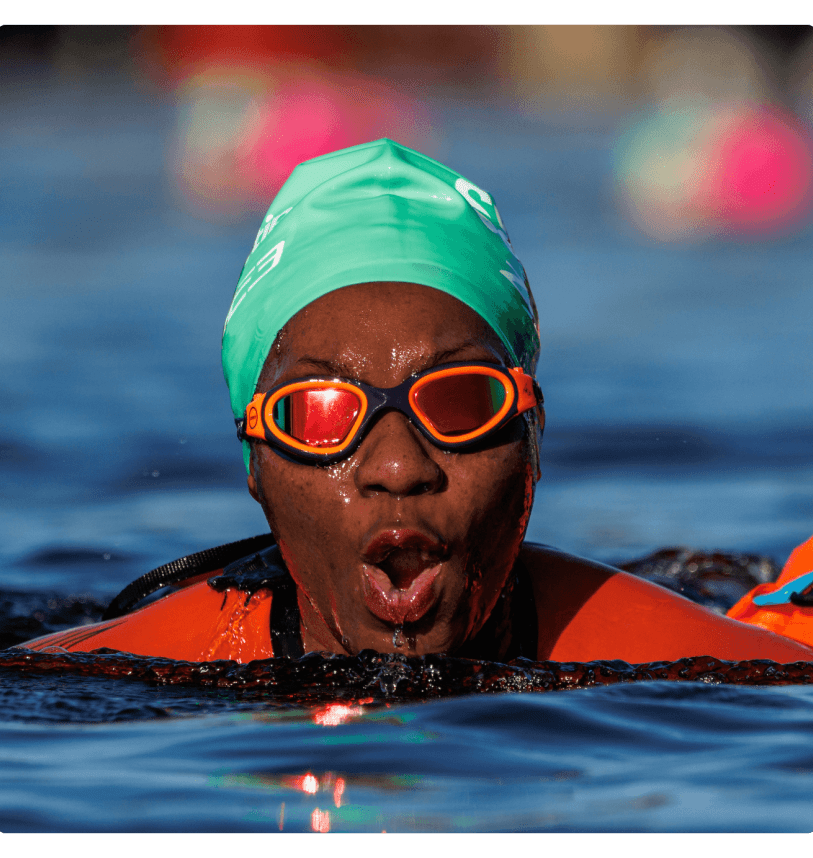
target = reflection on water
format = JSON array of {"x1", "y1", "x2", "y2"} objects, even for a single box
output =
[
  {"x1": 218, "y1": 771, "x2": 350, "y2": 832},
  {"x1": 311, "y1": 701, "x2": 369, "y2": 726}
]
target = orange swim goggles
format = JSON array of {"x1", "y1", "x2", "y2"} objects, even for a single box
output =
[{"x1": 238, "y1": 362, "x2": 543, "y2": 464}]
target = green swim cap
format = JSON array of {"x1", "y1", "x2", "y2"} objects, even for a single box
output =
[{"x1": 222, "y1": 138, "x2": 540, "y2": 472}]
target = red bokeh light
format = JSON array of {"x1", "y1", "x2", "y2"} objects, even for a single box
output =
[
  {"x1": 311, "y1": 702, "x2": 364, "y2": 727},
  {"x1": 311, "y1": 807, "x2": 331, "y2": 832}
]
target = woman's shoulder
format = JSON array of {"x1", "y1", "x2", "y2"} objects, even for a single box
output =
[
  {"x1": 519, "y1": 542, "x2": 617, "y2": 584},
  {"x1": 517, "y1": 541, "x2": 813, "y2": 663}
]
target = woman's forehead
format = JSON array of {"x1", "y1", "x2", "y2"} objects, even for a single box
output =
[{"x1": 261, "y1": 282, "x2": 509, "y2": 386}]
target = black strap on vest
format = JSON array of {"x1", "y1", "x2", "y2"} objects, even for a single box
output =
[
  {"x1": 101, "y1": 533, "x2": 276, "y2": 621},
  {"x1": 790, "y1": 580, "x2": 813, "y2": 606},
  {"x1": 509, "y1": 558, "x2": 539, "y2": 659},
  {"x1": 208, "y1": 543, "x2": 304, "y2": 658}
]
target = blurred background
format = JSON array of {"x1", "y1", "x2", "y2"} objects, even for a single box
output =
[{"x1": 1, "y1": 24, "x2": 812, "y2": 600}]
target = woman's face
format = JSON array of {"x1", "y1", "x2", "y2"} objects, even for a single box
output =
[{"x1": 248, "y1": 282, "x2": 540, "y2": 656}]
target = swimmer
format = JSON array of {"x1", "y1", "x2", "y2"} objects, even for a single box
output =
[{"x1": 19, "y1": 139, "x2": 813, "y2": 664}]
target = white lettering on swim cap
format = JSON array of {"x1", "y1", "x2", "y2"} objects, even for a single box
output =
[
  {"x1": 256, "y1": 239, "x2": 285, "y2": 273},
  {"x1": 499, "y1": 258, "x2": 534, "y2": 318},
  {"x1": 454, "y1": 177, "x2": 492, "y2": 219},
  {"x1": 252, "y1": 206, "x2": 293, "y2": 252},
  {"x1": 224, "y1": 240, "x2": 286, "y2": 330},
  {"x1": 475, "y1": 211, "x2": 515, "y2": 255},
  {"x1": 455, "y1": 178, "x2": 515, "y2": 254}
]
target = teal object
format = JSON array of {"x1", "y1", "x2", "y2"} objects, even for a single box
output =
[
  {"x1": 221, "y1": 138, "x2": 540, "y2": 472},
  {"x1": 752, "y1": 570, "x2": 813, "y2": 606}
]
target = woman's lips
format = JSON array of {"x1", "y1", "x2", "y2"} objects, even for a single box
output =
[
  {"x1": 362, "y1": 563, "x2": 442, "y2": 625},
  {"x1": 360, "y1": 529, "x2": 446, "y2": 625}
]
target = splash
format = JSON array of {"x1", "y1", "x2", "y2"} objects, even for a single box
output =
[{"x1": 2, "y1": 648, "x2": 812, "y2": 705}]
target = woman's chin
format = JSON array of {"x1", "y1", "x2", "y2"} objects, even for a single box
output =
[
  {"x1": 338, "y1": 616, "x2": 463, "y2": 657},
  {"x1": 303, "y1": 572, "x2": 473, "y2": 656}
]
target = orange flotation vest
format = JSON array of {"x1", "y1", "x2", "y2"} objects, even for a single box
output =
[
  {"x1": 20, "y1": 536, "x2": 301, "y2": 662},
  {"x1": 727, "y1": 534, "x2": 813, "y2": 648},
  {"x1": 23, "y1": 581, "x2": 275, "y2": 662}
]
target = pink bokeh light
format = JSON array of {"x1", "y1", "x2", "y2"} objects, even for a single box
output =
[{"x1": 702, "y1": 107, "x2": 813, "y2": 232}]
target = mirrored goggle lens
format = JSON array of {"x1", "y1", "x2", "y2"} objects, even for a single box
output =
[
  {"x1": 413, "y1": 372, "x2": 508, "y2": 436},
  {"x1": 272, "y1": 388, "x2": 362, "y2": 447}
]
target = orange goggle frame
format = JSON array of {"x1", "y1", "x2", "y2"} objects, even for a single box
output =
[{"x1": 238, "y1": 361, "x2": 543, "y2": 464}]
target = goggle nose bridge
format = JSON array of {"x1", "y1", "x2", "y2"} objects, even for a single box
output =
[{"x1": 356, "y1": 382, "x2": 419, "y2": 436}]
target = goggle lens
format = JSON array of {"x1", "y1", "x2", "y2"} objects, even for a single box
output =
[
  {"x1": 272, "y1": 388, "x2": 362, "y2": 447},
  {"x1": 413, "y1": 372, "x2": 508, "y2": 436}
]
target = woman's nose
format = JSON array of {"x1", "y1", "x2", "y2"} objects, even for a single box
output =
[{"x1": 354, "y1": 412, "x2": 444, "y2": 498}]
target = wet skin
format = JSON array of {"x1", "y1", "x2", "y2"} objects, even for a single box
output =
[{"x1": 247, "y1": 282, "x2": 543, "y2": 657}]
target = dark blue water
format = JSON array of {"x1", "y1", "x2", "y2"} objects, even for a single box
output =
[
  {"x1": 2, "y1": 68, "x2": 813, "y2": 832},
  {"x1": 3, "y1": 674, "x2": 813, "y2": 832}
]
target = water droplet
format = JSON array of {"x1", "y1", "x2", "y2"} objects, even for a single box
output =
[{"x1": 392, "y1": 626, "x2": 405, "y2": 648}]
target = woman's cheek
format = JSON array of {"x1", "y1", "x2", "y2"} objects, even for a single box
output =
[
  {"x1": 270, "y1": 467, "x2": 335, "y2": 534},
  {"x1": 456, "y1": 446, "x2": 529, "y2": 535},
  {"x1": 441, "y1": 448, "x2": 526, "y2": 618},
  {"x1": 269, "y1": 466, "x2": 358, "y2": 582}
]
